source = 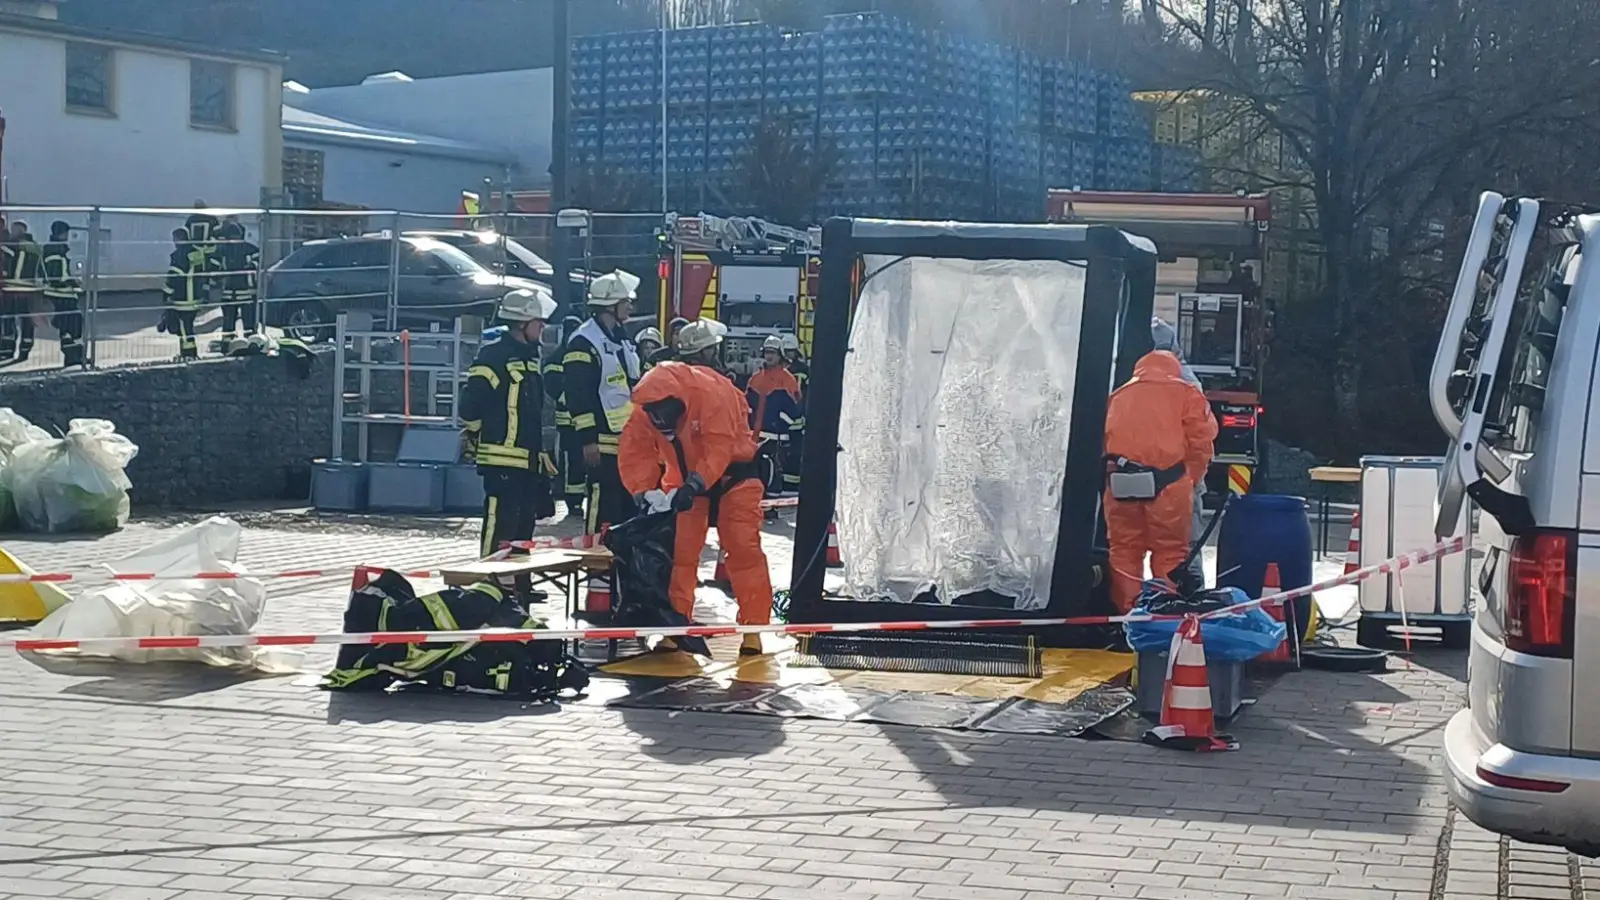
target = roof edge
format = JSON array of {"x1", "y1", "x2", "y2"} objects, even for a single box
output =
[{"x1": 0, "y1": 12, "x2": 286, "y2": 65}]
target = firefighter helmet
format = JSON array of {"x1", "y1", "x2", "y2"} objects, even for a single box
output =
[
  {"x1": 587, "y1": 269, "x2": 641, "y2": 306},
  {"x1": 676, "y1": 319, "x2": 728, "y2": 354}
]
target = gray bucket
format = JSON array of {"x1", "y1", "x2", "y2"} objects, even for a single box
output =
[{"x1": 1135, "y1": 650, "x2": 1245, "y2": 721}]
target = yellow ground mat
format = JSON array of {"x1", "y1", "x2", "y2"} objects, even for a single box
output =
[
  {"x1": 600, "y1": 643, "x2": 1133, "y2": 706},
  {"x1": 0, "y1": 546, "x2": 71, "y2": 624}
]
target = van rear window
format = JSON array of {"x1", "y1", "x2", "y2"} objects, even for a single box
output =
[{"x1": 1479, "y1": 219, "x2": 1577, "y2": 456}]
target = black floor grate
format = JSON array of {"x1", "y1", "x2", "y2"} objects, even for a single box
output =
[{"x1": 792, "y1": 633, "x2": 1043, "y2": 678}]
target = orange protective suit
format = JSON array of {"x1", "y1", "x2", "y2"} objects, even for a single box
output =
[
  {"x1": 618, "y1": 362, "x2": 774, "y2": 625},
  {"x1": 1102, "y1": 350, "x2": 1218, "y2": 613}
]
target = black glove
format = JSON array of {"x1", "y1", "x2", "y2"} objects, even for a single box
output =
[{"x1": 671, "y1": 473, "x2": 705, "y2": 513}]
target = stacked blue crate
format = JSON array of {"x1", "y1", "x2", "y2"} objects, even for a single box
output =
[{"x1": 1154, "y1": 143, "x2": 1202, "y2": 192}]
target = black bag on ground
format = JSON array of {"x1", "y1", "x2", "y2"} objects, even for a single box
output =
[
  {"x1": 324, "y1": 569, "x2": 588, "y2": 699},
  {"x1": 602, "y1": 511, "x2": 710, "y2": 657}
]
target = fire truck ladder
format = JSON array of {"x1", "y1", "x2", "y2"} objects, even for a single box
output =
[{"x1": 666, "y1": 212, "x2": 821, "y2": 254}]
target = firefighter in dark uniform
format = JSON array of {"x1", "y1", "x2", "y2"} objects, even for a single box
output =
[
  {"x1": 215, "y1": 218, "x2": 260, "y2": 345},
  {"x1": 563, "y1": 270, "x2": 643, "y2": 536},
  {"x1": 42, "y1": 221, "x2": 85, "y2": 369},
  {"x1": 162, "y1": 228, "x2": 208, "y2": 360},
  {"x1": 2, "y1": 220, "x2": 42, "y2": 361},
  {"x1": 460, "y1": 287, "x2": 559, "y2": 558},
  {"x1": 185, "y1": 201, "x2": 221, "y2": 265},
  {"x1": 544, "y1": 315, "x2": 587, "y2": 521}
]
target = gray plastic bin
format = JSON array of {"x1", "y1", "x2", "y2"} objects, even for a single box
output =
[
  {"x1": 398, "y1": 426, "x2": 461, "y2": 463},
  {"x1": 1135, "y1": 651, "x2": 1245, "y2": 721},
  {"x1": 366, "y1": 462, "x2": 446, "y2": 513},
  {"x1": 311, "y1": 460, "x2": 368, "y2": 512},
  {"x1": 444, "y1": 464, "x2": 485, "y2": 513}
]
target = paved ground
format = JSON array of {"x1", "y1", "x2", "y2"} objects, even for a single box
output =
[{"x1": 0, "y1": 511, "x2": 1590, "y2": 899}]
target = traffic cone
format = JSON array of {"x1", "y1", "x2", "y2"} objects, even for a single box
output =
[
  {"x1": 1143, "y1": 615, "x2": 1238, "y2": 752},
  {"x1": 1343, "y1": 511, "x2": 1362, "y2": 576},
  {"x1": 584, "y1": 572, "x2": 612, "y2": 615},
  {"x1": 712, "y1": 549, "x2": 730, "y2": 588},
  {"x1": 1260, "y1": 563, "x2": 1291, "y2": 664},
  {"x1": 825, "y1": 521, "x2": 842, "y2": 568}
]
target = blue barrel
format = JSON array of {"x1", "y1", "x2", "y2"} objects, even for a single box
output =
[{"x1": 1216, "y1": 494, "x2": 1314, "y2": 641}]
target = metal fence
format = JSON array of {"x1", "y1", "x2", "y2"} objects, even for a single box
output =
[{"x1": 0, "y1": 205, "x2": 667, "y2": 374}]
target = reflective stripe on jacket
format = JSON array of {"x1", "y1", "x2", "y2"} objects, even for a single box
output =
[{"x1": 460, "y1": 336, "x2": 545, "y2": 471}]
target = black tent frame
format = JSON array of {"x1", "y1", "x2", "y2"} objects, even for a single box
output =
[{"x1": 787, "y1": 219, "x2": 1158, "y2": 626}]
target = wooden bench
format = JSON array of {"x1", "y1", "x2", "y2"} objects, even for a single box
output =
[{"x1": 440, "y1": 548, "x2": 625, "y2": 657}]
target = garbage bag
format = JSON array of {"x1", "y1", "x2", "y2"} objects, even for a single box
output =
[
  {"x1": 1123, "y1": 585, "x2": 1286, "y2": 663},
  {"x1": 324, "y1": 569, "x2": 588, "y2": 699},
  {"x1": 11, "y1": 418, "x2": 138, "y2": 534},
  {"x1": 0, "y1": 408, "x2": 49, "y2": 531},
  {"x1": 602, "y1": 511, "x2": 710, "y2": 657},
  {"x1": 25, "y1": 516, "x2": 291, "y2": 671}
]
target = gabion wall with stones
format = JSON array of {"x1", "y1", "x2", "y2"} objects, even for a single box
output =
[{"x1": 0, "y1": 352, "x2": 336, "y2": 509}]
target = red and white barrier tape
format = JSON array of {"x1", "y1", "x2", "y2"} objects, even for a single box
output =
[{"x1": 0, "y1": 536, "x2": 1466, "y2": 655}]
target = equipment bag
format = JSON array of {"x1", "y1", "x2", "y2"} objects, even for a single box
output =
[
  {"x1": 1106, "y1": 457, "x2": 1185, "y2": 502},
  {"x1": 324, "y1": 569, "x2": 588, "y2": 699},
  {"x1": 602, "y1": 511, "x2": 710, "y2": 657}
]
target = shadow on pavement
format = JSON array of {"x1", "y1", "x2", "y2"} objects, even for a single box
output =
[
  {"x1": 325, "y1": 688, "x2": 568, "y2": 726},
  {"x1": 21, "y1": 655, "x2": 289, "y2": 704},
  {"x1": 617, "y1": 702, "x2": 787, "y2": 762}
]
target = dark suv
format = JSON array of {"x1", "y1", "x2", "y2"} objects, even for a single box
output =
[
  {"x1": 396, "y1": 230, "x2": 593, "y2": 308},
  {"x1": 263, "y1": 235, "x2": 548, "y2": 340}
]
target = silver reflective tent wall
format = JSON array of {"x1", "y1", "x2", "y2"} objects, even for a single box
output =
[{"x1": 788, "y1": 219, "x2": 1157, "y2": 627}]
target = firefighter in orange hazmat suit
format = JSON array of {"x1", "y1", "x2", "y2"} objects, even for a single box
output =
[
  {"x1": 618, "y1": 359, "x2": 773, "y2": 656},
  {"x1": 1102, "y1": 350, "x2": 1218, "y2": 613}
]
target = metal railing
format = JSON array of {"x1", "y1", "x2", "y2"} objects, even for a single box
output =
[{"x1": 0, "y1": 204, "x2": 669, "y2": 374}]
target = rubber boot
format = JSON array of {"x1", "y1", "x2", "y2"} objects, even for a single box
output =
[{"x1": 740, "y1": 634, "x2": 764, "y2": 657}]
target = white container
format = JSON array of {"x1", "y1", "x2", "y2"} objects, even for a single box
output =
[{"x1": 1356, "y1": 456, "x2": 1472, "y2": 646}]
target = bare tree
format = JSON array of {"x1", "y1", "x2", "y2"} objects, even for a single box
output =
[
  {"x1": 1151, "y1": 0, "x2": 1600, "y2": 455},
  {"x1": 739, "y1": 116, "x2": 840, "y2": 226}
]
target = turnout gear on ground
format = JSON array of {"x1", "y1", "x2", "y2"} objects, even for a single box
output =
[
  {"x1": 1103, "y1": 350, "x2": 1218, "y2": 614},
  {"x1": 462, "y1": 327, "x2": 552, "y2": 553},
  {"x1": 619, "y1": 362, "x2": 773, "y2": 627},
  {"x1": 214, "y1": 220, "x2": 259, "y2": 341},
  {"x1": 587, "y1": 269, "x2": 640, "y2": 307},
  {"x1": 563, "y1": 317, "x2": 641, "y2": 534},
  {"x1": 323, "y1": 570, "x2": 588, "y2": 699},
  {"x1": 163, "y1": 238, "x2": 208, "y2": 360},
  {"x1": 42, "y1": 224, "x2": 84, "y2": 368},
  {"x1": 1151, "y1": 317, "x2": 1209, "y2": 588}
]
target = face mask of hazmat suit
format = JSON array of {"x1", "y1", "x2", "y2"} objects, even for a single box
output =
[
  {"x1": 617, "y1": 362, "x2": 773, "y2": 656},
  {"x1": 1102, "y1": 350, "x2": 1218, "y2": 613}
]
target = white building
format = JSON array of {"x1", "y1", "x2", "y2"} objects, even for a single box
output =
[
  {"x1": 0, "y1": 1, "x2": 283, "y2": 280},
  {"x1": 281, "y1": 99, "x2": 514, "y2": 215},
  {"x1": 285, "y1": 68, "x2": 553, "y2": 190}
]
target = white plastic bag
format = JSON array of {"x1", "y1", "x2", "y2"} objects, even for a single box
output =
[
  {"x1": 27, "y1": 516, "x2": 295, "y2": 671},
  {"x1": 11, "y1": 418, "x2": 138, "y2": 534},
  {"x1": 0, "y1": 408, "x2": 50, "y2": 530}
]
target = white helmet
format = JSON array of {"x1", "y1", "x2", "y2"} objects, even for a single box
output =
[
  {"x1": 761, "y1": 334, "x2": 785, "y2": 353},
  {"x1": 779, "y1": 333, "x2": 801, "y2": 353},
  {"x1": 587, "y1": 269, "x2": 641, "y2": 307},
  {"x1": 636, "y1": 326, "x2": 664, "y2": 348},
  {"x1": 676, "y1": 319, "x2": 728, "y2": 354},
  {"x1": 499, "y1": 287, "x2": 557, "y2": 323}
]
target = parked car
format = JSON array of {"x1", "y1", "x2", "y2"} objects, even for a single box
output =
[
  {"x1": 1434, "y1": 192, "x2": 1600, "y2": 857},
  {"x1": 263, "y1": 235, "x2": 548, "y2": 340},
  {"x1": 386, "y1": 230, "x2": 595, "y2": 309}
]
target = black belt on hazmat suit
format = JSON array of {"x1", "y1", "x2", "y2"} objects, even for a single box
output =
[
  {"x1": 1105, "y1": 456, "x2": 1186, "y2": 502},
  {"x1": 668, "y1": 438, "x2": 760, "y2": 507}
]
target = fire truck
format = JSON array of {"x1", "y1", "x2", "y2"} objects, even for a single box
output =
[
  {"x1": 1046, "y1": 189, "x2": 1272, "y2": 498},
  {"x1": 655, "y1": 213, "x2": 822, "y2": 378}
]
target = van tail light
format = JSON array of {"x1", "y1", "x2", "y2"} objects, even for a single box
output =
[
  {"x1": 1475, "y1": 766, "x2": 1570, "y2": 793},
  {"x1": 1505, "y1": 529, "x2": 1576, "y2": 658},
  {"x1": 1221, "y1": 412, "x2": 1257, "y2": 429}
]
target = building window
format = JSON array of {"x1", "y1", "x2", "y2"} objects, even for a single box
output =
[
  {"x1": 190, "y1": 59, "x2": 236, "y2": 129},
  {"x1": 65, "y1": 42, "x2": 114, "y2": 114}
]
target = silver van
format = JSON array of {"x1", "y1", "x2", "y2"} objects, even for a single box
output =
[{"x1": 1435, "y1": 192, "x2": 1600, "y2": 856}]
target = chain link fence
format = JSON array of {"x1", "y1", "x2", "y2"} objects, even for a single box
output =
[{"x1": 0, "y1": 204, "x2": 670, "y2": 374}]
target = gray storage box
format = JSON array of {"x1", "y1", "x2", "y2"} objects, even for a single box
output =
[
  {"x1": 397, "y1": 426, "x2": 461, "y2": 463},
  {"x1": 311, "y1": 459, "x2": 369, "y2": 512},
  {"x1": 1135, "y1": 651, "x2": 1245, "y2": 721},
  {"x1": 444, "y1": 464, "x2": 485, "y2": 513},
  {"x1": 366, "y1": 462, "x2": 446, "y2": 513}
]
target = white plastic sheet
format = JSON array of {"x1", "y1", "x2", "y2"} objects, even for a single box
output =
[
  {"x1": 836, "y1": 255, "x2": 1088, "y2": 610},
  {"x1": 27, "y1": 517, "x2": 293, "y2": 671},
  {"x1": 10, "y1": 418, "x2": 137, "y2": 534},
  {"x1": 0, "y1": 408, "x2": 50, "y2": 530}
]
